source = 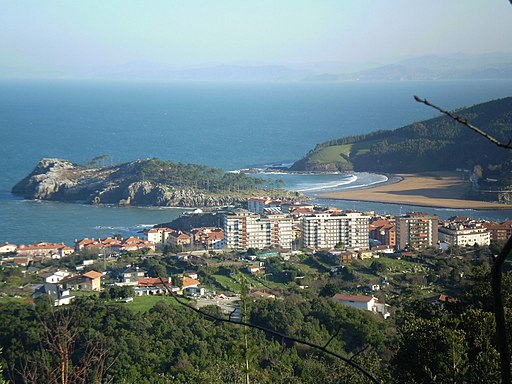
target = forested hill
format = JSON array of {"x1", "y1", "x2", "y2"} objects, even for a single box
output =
[
  {"x1": 290, "y1": 97, "x2": 512, "y2": 179},
  {"x1": 12, "y1": 158, "x2": 299, "y2": 207}
]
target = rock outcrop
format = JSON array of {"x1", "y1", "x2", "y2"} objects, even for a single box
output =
[{"x1": 12, "y1": 158, "x2": 300, "y2": 207}]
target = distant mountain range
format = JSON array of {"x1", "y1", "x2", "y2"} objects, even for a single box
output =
[
  {"x1": 3, "y1": 52, "x2": 512, "y2": 82},
  {"x1": 85, "y1": 52, "x2": 512, "y2": 82}
]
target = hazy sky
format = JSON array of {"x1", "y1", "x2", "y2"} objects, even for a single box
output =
[{"x1": 1, "y1": 0, "x2": 511, "y2": 75}]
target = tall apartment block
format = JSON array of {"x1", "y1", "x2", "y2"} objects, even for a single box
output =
[
  {"x1": 223, "y1": 210, "x2": 293, "y2": 249},
  {"x1": 302, "y1": 212, "x2": 370, "y2": 250},
  {"x1": 395, "y1": 212, "x2": 439, "y2": 250}
]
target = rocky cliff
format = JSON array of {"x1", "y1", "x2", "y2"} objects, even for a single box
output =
[{"x1": 12, "y1": 158, "x2": 300, "y2": 207}]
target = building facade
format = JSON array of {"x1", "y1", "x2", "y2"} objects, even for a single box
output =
[
  {"x1": 369, "y1": 218, "x2": 396, "y2": 248},
  {"x1": 438, "y1": 223, "x2": 490, "y2": 247},
  {"x1": 223, "y1": 210, "x2": 293, "y2": 249},
  {"x1": 395, "y1": 212, "x2": 439, "y2": 250},
  {"x1": 482, "y1": 221, "x2": 512, "y2": 243},
  {"x1": 302, "y1": 212, "x2": 370, "y2": 250}
]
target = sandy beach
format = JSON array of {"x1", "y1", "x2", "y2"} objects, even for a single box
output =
[{"x1": 319, "y1": 171, "x2": 512, "y2": 210}]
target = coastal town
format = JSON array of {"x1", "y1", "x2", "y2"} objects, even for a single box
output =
[{"x1": 0, "y1": 195, "x2": 509, "y2": 318}]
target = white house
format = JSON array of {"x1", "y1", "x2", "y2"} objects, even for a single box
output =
[
  {"x1": 0, "y1": 243, "x2": 17, "y2": 254},
  {"x1": 332, "y1": 293, "x2": 390, "y2": 318},
  {"x1": 42, "y1": 270, "x2": 72, "y2": 284},
  {"x1": 32, "y1": 284, "x2": 75, "y2": 306}
]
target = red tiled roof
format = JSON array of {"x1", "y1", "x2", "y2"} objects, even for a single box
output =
[
  {"x1": 83, "y1": 271, "x2": 102, "y2": 279},
  {"x1": 137, "y1": 277, "x2": 169, "y2": 287},
  {"x1": 332, "y1": 293, "x2": 373, "y2": 303},
  {"x1": 182, "y1": 277, "x2": 200, "y2": 288}
]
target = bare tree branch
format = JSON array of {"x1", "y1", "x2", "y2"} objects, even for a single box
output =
[
  {"x1": 415, "y1": 95, "x2": 512, "y2": 384},
  {"x1": 157, "y1": 276, "x2": 381, "y2": 384},
  {"x1": 414, "y1": 96, "x2": 512, "y2": 149},
  {"x1": 349, "y1": 345, "x2": 370, "y2": 362},
  {"x1": 323, "y1": 324, "x2": 343, "y2": 349}
]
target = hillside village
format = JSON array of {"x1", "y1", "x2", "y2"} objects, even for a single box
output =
[{"x1": 0, "y1": 196, "x2": 509, "y2": 319}]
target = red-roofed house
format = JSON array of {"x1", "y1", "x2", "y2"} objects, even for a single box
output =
[
  {"x1": 146, "y1": 227, "x2": 174, "y2": 244},
  {"x1": 167, "y1": 231, "x2": 191, "y2": 246},
  {"x1": 369, "y1": 219, "x2": 396, "y2": 248},
  {"x1": 190, "y1": 227, "x2": 225, "y2": 249},
  {"x1": 64, "y1": 270, "x2": 103, "y2": 291},
  {"x1": 120, "y1": 237, "x2": 156, "y2": 252},
  {"x1": 17, "y1": 242, "x2": 74, "y2": 258},
  {"x1": 135, "y1": 277, "x2": 170, "y2": 296},
  {"x1": 181, "y1": 276, "x2": 200, "y2": 289}
]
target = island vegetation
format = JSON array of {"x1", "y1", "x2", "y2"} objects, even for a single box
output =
[{"x1": 12, "y1": 158, "x2": 298, "y2": 207}]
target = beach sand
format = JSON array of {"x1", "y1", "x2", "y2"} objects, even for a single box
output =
[{"x1": 319, "y1": 171, "x2": 511, "y2": 210}]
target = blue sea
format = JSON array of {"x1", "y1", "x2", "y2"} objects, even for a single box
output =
[{"x1": 1, "y1": 79, "x2": 511, "y2": 245}]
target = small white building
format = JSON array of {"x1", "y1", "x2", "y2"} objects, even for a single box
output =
[
  {"x1": 0, "y1": 243, "x2": 17, "y2": 254},
  {"x1": 32, "y1": 284, "x2": 75, "y2": 306},
  {"x1": 43, "y1": 270, "x2": 72, "y2": 284},
  {"x1": 332, "y1": 293, "x2": 390, "y2": 318},
  {"x1": 146, "y1": 227, "x2": 174, "y2": 244}
]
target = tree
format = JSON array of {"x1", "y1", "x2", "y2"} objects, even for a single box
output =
[{"x1": 370, "y1": 260, "x2": 387, "y2": 275}]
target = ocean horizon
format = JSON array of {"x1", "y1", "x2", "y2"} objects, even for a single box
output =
[{"x1": 2, "y1": 79, "x2": 512, "y2": 244}]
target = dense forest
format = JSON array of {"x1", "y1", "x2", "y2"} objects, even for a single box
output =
[
  {"x1": 290, "y1": 97, "x2": 512, "y2": 180},
  {"x1": 110, "y1": 158, "x2": 274, "y2": 193},
  {"x1": 1, "y1": 267, "x2": 510, "y2": 383}
]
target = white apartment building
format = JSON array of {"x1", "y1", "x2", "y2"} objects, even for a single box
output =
[
  {"x1": 438, "y1": 223, "x2": 490, "y2": 247},
  {"x1": 223, "y1": 210, "x2": 293, "y2": 249},
  {"x1": 302, "y1": 212, "x2": 370, "y2": 250},
  {"x1": 146, "y1": 227, "x2": 173, "y2": 244}
]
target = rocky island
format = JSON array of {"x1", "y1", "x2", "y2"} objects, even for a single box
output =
[{"x1": 12, "y1": 158, "x2": 302, "y2": 207}]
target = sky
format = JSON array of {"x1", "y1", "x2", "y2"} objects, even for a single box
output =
[{"x1": 1, "y1": 0, "x2": 511, "y2": 77}]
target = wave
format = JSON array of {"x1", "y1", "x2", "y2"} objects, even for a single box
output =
[
  {"x1": 94, "y1": 224, "x2": 155, "y2": 233},
  {"x1": 341, "y1": 175, "x2": 389, "y2": 190},
  {"x1": 295, "y1": 175, "x2": 359, "y2": 192},
  {"x1": 433, "y1": 208, "x2": 476, "y2": 212}
]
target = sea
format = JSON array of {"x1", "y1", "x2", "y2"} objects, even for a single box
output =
[{"x1": 1, "y1": 79, "x2": 511, "y2": 245}]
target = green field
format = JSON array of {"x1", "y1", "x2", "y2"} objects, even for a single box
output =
[
  {"x1": 309, "y1": 145, "x2": 352, "y2": 164},
  {"x1": 211, "y1": 274, "x2": 242, "y2": 292},
  {"x1": 112, "y1": 295, "x2": 186, "y2": 313},
  {"x1": 307, "y1": 139, "x2": 381, "y2": 165}
]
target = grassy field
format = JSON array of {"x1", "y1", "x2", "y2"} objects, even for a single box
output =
[
  {"x1": 309, "y1": 145, "x2": 351, "y2": 164},
  {"x1": 307, "y1": 139, "x2": 382, "y2": 165},
  {"x1": 356, "y1": 257, "x2": 426, "y2": 273},
  {"x1": 0, "y1": 296, "x2": 28, "y2": 305},
  {"x1": 211, "y1": 274, "x2": 242, "y2": 292}
]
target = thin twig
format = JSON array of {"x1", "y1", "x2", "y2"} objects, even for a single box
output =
[
  {"x1": 323, "y1": 324, "x2": 343, "y2": 349},
  {"x1": 349, "y1": 345, "x2": 370, "y2": 362},
  {"x1": 157, "y1": 276, "x2": 381, "y2": 384},
  {"x1": 413, "y1": 96, "x2": 512, "y2": 149}
]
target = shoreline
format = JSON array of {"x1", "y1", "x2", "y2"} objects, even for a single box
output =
[{"x1": 318, "y1": 171, "x2": 512, "y2": 211}]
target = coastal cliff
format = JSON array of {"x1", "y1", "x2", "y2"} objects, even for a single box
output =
[{"x1": 12, "y1": 158, "x2": 301, "y2": 207}]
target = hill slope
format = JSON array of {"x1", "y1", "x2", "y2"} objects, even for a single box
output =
[{"x1": 290, "y1": 97, "x2": 512, "y2": 183}]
